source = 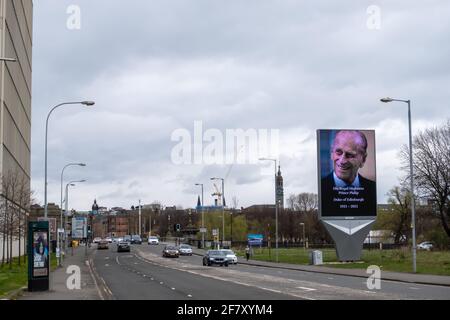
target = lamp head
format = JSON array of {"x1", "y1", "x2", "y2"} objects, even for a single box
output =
[
  {"x1": 81, "y1": 101, "x2": 95, "y2": 106},
  {"x1": 380, "y1": 97, "x2": 394, "y2": 103}
]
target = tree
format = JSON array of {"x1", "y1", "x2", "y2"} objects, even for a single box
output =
[
  {"x1": 401, "y1": 120, "x2": 450, "y2": 238},
  {"x1": 287, "y1": 193, "x2": 318, "y2": 212},
  {"x1": 379, "y1": 185, "x2": 411, "y2": 244},
  {"x1": 1, "y1": 170, "x2": 31, "y2": 267}
]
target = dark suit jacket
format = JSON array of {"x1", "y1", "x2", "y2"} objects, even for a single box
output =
[{"x1": 320, "y1": 173, "x2": 377, "y2": 217}]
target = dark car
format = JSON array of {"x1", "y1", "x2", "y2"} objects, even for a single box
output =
[
  {"x1": 117, "y1": 241, "x2": 130, "y2": 252},
  {"x1": 203, "y1": 250, "x2": 229, "y2": 267},
  {"x1": 162, "y1": 245, "x2": 179, "y2": 258},
  {"x1": 131, "y1": 235, "x2": 142, "y2": 244}
]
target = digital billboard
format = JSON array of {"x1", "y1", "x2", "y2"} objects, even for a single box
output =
[{"x1": 317, "y1": 129, "x2": 377, "y2": 218}]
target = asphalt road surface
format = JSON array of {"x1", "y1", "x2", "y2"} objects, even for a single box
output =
[{"x1": 91, "y1": 242, "x2": 450, "y2": 300}]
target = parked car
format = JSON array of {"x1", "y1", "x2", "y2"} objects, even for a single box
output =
[
  {"x1": 148, "y1": 236, "x2": 159, "y2": 245},
  {"x1": 179, "y1": 244, "x2": 193, "y2": 256},
  {"x1": 93, "y1": 237, "x2": 102, "y2": 244},
  {"x1": 97, "y1": 239, "x2": 109, "y2": 250},
  {"x1": 105, "y1": 237, "x2": 113, "y2": 243},
  {"x1": 220, "y1": 249, "x2": 238, "y2": 264},
  {"x1": 162, "y1": 245, "x2": 179, "y2": 258},
  {"x1": 418, "y1": 241, "x2": 434, "y2": 251},
  {"x1": 117, "y1": 241, "x2": 130, "y2": 252},
  {"x1": 203, "y1": 250, "x2": 229, "y2": 267}
]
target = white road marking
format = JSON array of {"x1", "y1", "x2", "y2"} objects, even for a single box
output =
[
  {"x1": 296, "y1": 286, "x2": 317, "y2": 292},
  {"x1": 327, "y1": 277, "x2": 334, "y2": 280},
  {"x1": 171, "y1": 288, "x2": 176, "y2": 290},
  {"x1": 160, "y1": 282, "x2": 164, "y2": 285},
  {"x1": 116, "y1": 256, "x2": 121, "y2": 265},
  {"x1": 187, "y1": 294, "x2": 192, "y2": 298},
  {"x1": 364, "y1": 291, "x2": 377, "y2": 294},
  {"x1": 409, "y1": 287, "x2": 420, "y2": 290},
  {"x1": 105, "y1": 264, "x2": 109, "y2": 267}
]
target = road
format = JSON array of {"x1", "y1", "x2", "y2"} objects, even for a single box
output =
[{"x1": 91, "y1": 242, "x2": 450, "y2": 300}]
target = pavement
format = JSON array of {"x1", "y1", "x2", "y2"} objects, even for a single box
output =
[
  {"x1": 186, "y1": 244, "x2": 450, "y2": 287},
  {"x1": 17, "y1": 245, "x2": 103, "y2": 300}
]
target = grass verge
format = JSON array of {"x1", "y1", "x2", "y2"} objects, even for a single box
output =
[{"x1": 234, "y1": 247, "x2": 450, "y2": 276}]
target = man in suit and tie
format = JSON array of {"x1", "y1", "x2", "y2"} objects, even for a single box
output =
[{"x1": 321, "y1": 130, "x2": 376, "y2": 217}]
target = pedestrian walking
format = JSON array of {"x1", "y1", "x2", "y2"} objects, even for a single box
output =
[{"x1": 245, "y1": 245, "x2": 250, "y2": 261}]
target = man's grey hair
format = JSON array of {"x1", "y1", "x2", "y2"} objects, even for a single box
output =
[{"x1": 332, "y1": 130, "x2": 368, "y2": 156}]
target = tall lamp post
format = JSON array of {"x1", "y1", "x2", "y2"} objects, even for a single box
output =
[
  {"x1": 195, "y1": 183, "x2": 204, "y2": 248},
  {"x1": 64, "y1": 180, "x2": 86, "y2": 253},
  {"x1": 44, "y1": 101, "x2": 95, "y2": 218},
  {"x1": 211, "y1": 177, "x2": 225, "y2": 245},
  {"x1": 259, "y1": 158, "x2": 278, "y2": 263},
  {"x1": 381, "y1": 97, "x2": 417, "y2": 273},
  {"x1": 59, "y1": 163, "x2": 86, "y2": 263}
]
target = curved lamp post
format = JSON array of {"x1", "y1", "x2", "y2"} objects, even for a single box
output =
[
  {"x1": 44, "y1": 101, "x2": 95, "y2": 218},
  {"x1": 380, "y1": 97, "x2": 416, "y2": 273}
]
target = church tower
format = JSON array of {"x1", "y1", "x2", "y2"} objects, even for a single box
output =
[{"x1": 276, "y1": 165, "x2": 284, "y2": 209}]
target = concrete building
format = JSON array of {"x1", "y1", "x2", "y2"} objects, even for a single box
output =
[
  {"x1": 0, "y1": 0, "x2": 32, "y2": 260},
  {"x1": 0, "y1": 0, "x2": 33, "y2": 191}
]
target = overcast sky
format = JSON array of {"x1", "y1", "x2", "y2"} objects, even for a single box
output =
[{"x1": 31, "y1": 1, "x2": 450, "y2": 211}]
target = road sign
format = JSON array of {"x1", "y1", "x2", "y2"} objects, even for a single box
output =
[
  {"x1": 200, "y1": 228, "x2": 207, "y2": 233},
  {"x1": 58, "y1": 228, "x2": 64, "y2": 233},
  {"x1": 212, "y1": 229, "x2": 219, "y2": 236},
  {"x1": 248, "y1": 234, "x2": 263, "y2": 246},
  {"x1": 72, "y1": 217, "x2": 87, "y2": 239}
]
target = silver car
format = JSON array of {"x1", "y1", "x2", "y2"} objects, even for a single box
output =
[
  {"x1": 179, "y1": 244, "x2": 193, "y2": 256},
  {"x1": 221, "y1": 249, "x2": 238, "y2": 264}
]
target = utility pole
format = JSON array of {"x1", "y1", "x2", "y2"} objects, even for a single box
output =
[{"x1": 139, "y1": 199, "x2": 142, "y2": 237}]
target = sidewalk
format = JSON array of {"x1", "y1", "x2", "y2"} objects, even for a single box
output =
[
  {"x1": 18, "y1": 245, "x2": 102, "y2": 300},
  {"x1": 185, "y1": 244, "x2": 450, "y2": 287}
]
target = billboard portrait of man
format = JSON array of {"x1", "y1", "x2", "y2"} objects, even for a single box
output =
[{"x1": 318, "y1": 130, "x2": 377, "y2": 217}]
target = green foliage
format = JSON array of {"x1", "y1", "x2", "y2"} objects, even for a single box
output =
[
  {"x1": 241, "y1": 247, "x2": 450, "y2": 276},
  {"x1": 426, "y1": 228, "x2": 450, "y2": 250}
]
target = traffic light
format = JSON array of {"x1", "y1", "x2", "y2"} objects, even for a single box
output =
[{"x1": 174, "y1": 224, "x2": 181, "y2": 232}]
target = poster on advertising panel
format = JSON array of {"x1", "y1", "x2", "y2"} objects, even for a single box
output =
[
  {"x1": 317, "y1": 129, "x2": 377, "y2": 218},
  {"x1": 33, "y1": 231, "x2": 49, "y2": 277}
]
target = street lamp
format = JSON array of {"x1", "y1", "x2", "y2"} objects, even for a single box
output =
[
  {"x1": 299, "y1": 223, "x2": 305, "y2": 251},
  {"x1": 259, "y1": 158, "x2": 278, "y2": 263},
  {"x1": 211, "y1": 177, "x2": 225, "y2": 245},
  {"x1": 195, "y1": 183, "x2": 204, "y2": 248},
  {"x1": 59, "y1": 163, "x2": 86, "y2": 265},
  {"x1": 44, "y1": 101, "x2": 95, "y2": 218},
  {"x1": 64, "y1": 179, "x2": 86, "y2": 248},
  {"x1": 381, "y1": 97, "x2": 417, "y2": 273}
]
